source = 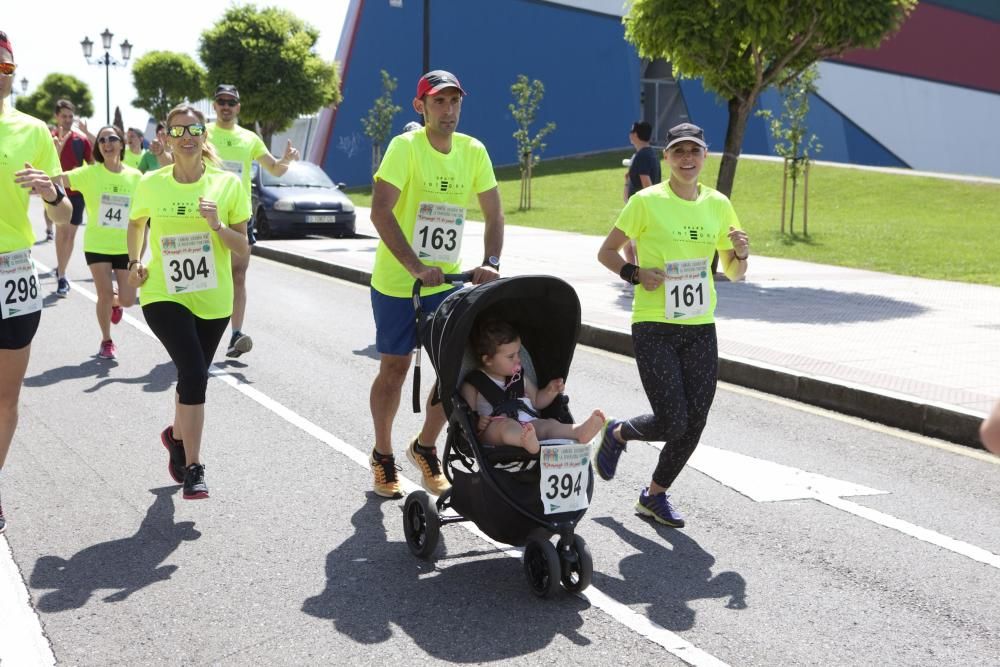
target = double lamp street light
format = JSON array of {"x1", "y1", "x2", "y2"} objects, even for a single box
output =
[
  {"x1": 80, "y1": 28, "x2": 132, "y2": 125},
  {"x1": 9, "y1": 75, "x2": 28, "y2": 107}
]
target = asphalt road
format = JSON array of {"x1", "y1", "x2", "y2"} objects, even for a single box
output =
[{"x1": 2, "y1": 240, "x2": 999, "y2": 666}]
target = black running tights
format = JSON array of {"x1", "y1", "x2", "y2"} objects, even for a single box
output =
[
  {"x1": 619, "y1": 322, "x2": 718, "y2": 489},
  {"x1": 143, "y1": 301, "x2": 229, "y2": 405}
]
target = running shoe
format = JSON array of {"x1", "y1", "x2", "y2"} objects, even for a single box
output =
[
  {"x1": 0, "y1": 493, "x2": 6, "y2": 534},
  {"x1": 183, "y1": 464, "x2": 209, "y2": 500},
  {"x1": 594, "y1": 419, "x2": 627, "y2": 481},
  {"x1": 45, "y1": 229, "x2": 54, "y2": 242},
  {"x1": 406, "y1": 438, "x2": 450, "y2": 496},
  {"x1": 97, "y1": 339, "x2": 117, "y2": 359},
  {"x1": 56, "y1": 277, "x2": 70, "y2": 298},
  {"x1": 111, "y1": 305, "x2": 123, "y2": 324},
  {"x1": 370, "y1": 449, "x2": 403, "y2": 499},
  {"x1": 635, "y1": 488, "x2": 685, "y2": 528},
  {"x1": 226, "y1": 331, "x2": 253, "y2": 358},
  {"x1": 160, "y1": 426, "x2": 186, "y2": 484}
]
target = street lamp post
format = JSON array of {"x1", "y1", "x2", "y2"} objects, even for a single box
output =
[
  {"x1": 80, "y1": 28, "x2": 132, "y2": 124},
  {"x1": 10, "y1": 76, "x2": 27, "y2": 107}
]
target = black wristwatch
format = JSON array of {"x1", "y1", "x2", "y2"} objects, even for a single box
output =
[
  {"x1": 42, "y1": 183, "x2": 66, "y2": 206},
  {"x1": 483, "y1": 255, "x2": 500, "y2": 271}
]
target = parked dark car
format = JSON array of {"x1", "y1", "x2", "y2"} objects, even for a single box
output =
[{"x1": 250, "y1": 161, "x2": 357, "y2": 239}]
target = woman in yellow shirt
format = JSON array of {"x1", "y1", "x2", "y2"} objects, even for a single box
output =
[
  {"x1": 127, "y1": 104, "x2": 250, "y2": 500},
  {"x1": 0, "y1": 31, "x2": 73, "y2": 534},
  {"x1": 60, "y1": 126, "x2": 142, "y2": 359}
]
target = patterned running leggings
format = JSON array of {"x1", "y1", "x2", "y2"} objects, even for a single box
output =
[{"x1": 619, "y1": 322, "x2": 718, "y2": 489}]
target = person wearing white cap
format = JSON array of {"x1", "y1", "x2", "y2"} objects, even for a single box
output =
[
  {"x1": 595, "y1": 122, "x2": 751, "y2": 528},
  {"x1": 366, "y1": 70, "x2": 504, "y2": 499}
]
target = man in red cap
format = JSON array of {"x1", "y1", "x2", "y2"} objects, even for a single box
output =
[{"x1": 366, "y1": 70, "x2": 504, "y2": 498}]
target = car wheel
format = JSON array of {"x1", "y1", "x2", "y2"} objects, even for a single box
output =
[{"x1": 255, "y1": 208, "x2": 273, "y2": 240}]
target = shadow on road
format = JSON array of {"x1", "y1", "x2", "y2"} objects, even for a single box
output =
[
  {"x1": 302, "y1": 495, "x2": 591, "y2": 660},
  {"x1": 591, "y1": 515, "x2": 747, "y2": 631},
  {"x1": 29, "y1": 486, "x2": 200, "y2": 611},
  {"x1": 25, "y1": 359, "x2": 176, "y2": 394}
]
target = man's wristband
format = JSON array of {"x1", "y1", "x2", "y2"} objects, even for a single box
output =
[
  {"x1": 127, "y1": 259, "x2": 141, "y2": 270},
  {"x1": 42, "y1": 183, "x2": 66, "y2": 206},
  {"x1": 619, "y1": 263, "x2": 641, "y2": 285},
  {"x1": 733, "y1": 251, "x2": 748, "y2": 261}
]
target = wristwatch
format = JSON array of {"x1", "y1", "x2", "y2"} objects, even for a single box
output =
[
  {"x1": 483, "y1": 255, "x2": 500, "y2": 271},
  {"x1": 42, "y1": 183, "x2": 66, "y2": 206}
]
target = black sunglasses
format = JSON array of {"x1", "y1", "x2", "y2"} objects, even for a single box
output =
[
  {"x1": 98, "y1": 135, "x2": 122, "y2": 144},
  {"x1": 215, "y1": 98, "x2": 239, "y2": 107}
]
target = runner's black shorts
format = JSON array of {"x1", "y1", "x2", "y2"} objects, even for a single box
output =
[
  {"x1": 84, "y1": 252, "x2": 130, "y2": 270},
  {"x1": 0, "y1": 311, "x2": 41, "y2": 350}
]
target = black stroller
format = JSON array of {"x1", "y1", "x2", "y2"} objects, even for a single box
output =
[{"x1": 403, "y1": 273, "x2": 595, "y2": 598}]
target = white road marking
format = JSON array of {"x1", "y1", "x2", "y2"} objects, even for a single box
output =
[
  {"x1": 19, "y1": 260, "x2": 729, "y2": 667},
  {"x1": 0, "y1": 537, "x2": 56, "y2": 666},
  {"x1": 687, "y1": 445, "x2": 1000, "y2": 570}
]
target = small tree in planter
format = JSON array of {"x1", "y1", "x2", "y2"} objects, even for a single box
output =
[
  {"x1": 361, "y1": 70, "x2": 402, "y2": 175},
  {"x1": 758, "y1": 65, "x2": 822, "y2": 236},
  {"x1": 509, "y1": 75, "x2": 556, "y2": 211}
]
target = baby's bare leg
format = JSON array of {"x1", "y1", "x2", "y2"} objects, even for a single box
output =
[
  {"x1": 483, "y1": 418, "x2": 539, "y2": 453},
  {"x1": 532, "y1": 411, "x2": 606, "y2": 443}
]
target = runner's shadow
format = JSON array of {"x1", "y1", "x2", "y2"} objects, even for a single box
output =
[
  {"x1": 29, "y1": 486, "x2": 200, "y2": 612},
  {"x1": 302, "y1": 495, "x2": 589, "y2": 660},
  {"x1": 352, "y1": 344, "x2": 378, "y2": 360},
  {"x1": 77, "y1": 360, "x2": 176, "y2": 394},
  {"x1": 24, "y1": 358, "x2": 119, "y2": 388},
  {"x1": 592, "y1": 516, "x2": 747, "y2": 632}
]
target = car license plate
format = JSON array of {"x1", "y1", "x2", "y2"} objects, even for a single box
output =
[{"x1": 306, "y1": 215, "x2": 338, "y2": 223}]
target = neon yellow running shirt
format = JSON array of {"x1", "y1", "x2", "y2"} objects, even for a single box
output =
[
  {"x1": 129, "y1": 165, "x2": 251, "y2": 319},
  {"x1": 614, "y1": 182, "x2": 740, "y2": 325},
  {"x1": 0, "y1": 107, "x2": 62, "y2": 253},
  {"x1": 372, "y1": 129, "x2": 497, "y2": 297},
  {"x1": 206, "y1": 123, "x2": 267, "y2": 200},
  {"x1": 66, "y1": 162, "x2": 142, "y2": 255}
]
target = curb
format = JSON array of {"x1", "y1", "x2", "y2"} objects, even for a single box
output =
[{"x1": 253, "y1": 244, "x2": 987, "y2": 450}]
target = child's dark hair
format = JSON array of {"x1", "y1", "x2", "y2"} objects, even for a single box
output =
[{"x1": 473, "y1": 319, "x2": 519, "y2": 359}]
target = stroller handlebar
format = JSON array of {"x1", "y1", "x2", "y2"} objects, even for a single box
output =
[{"x1": 411, "y1": 271, "x2": 476, "y2": 301}]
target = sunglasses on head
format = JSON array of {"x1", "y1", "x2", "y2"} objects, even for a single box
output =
[
  {"x1": 215, "y1": 98, "x2": 238, "y2": 107},
  {"x1": 0, "y1": 62, "x2": 16, "y2": 76},
  {"x1": 98, "y1": 135, "x2": 122, "y2": 144},
  {"x1": 167, "y1": 123, "x2": 206, "y2": 138}
]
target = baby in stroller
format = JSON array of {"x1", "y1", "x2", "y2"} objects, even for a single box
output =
[{"x1": 460, "y1": 319, "x2": 606, "y2": 454}]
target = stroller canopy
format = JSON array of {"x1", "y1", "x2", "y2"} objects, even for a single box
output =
[{"x1": 420, "y1": 275, "x2": 582, "y2": 417}]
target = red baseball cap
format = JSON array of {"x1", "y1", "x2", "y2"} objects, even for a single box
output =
[
  {"x1": 416, "y1": 70, "x2": 466, "y2": 98},
  {"x1": 0, "y1": 31, "x2": 13, "y2": 58}
]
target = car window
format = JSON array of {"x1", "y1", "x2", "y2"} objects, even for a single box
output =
[{"x1": 261, "y1": 161, "x2": 336, "y2": 188}]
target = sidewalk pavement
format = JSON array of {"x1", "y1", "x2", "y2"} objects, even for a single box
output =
[{"x1": 254, "y1": 208, "x2": 998, "y2": 449}]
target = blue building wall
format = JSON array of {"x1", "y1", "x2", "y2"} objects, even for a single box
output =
[
  {"x1": 324, "y1": 0, "x2": 906, "y2": 187},
  {"x1": 323, "y1": 0, "x2": 641, "y2": 186}
]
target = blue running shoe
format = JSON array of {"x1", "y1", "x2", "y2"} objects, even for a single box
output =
[
  {"x1": 594, "y1": 419, "x2": 626, "y2": 481},
  {"x1": 635, "y1": 488, "x2": 685, "y2": 528}
]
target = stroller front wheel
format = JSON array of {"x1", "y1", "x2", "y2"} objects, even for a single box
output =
[
  {"x1": 403, "y1": 491, "x2": 441, "y2": 559},
  {"x1": 558, "y1": 534, "x2": 593, "y2": 593},
  {"x1": 523, "y1": 531, "x2": 562, "y2": 598}
]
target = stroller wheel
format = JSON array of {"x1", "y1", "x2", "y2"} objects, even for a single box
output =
[
  {"x1": 523, "y1": 532, "x2": 562, "y2": 598},
  {"x1": 403, "y1": 491, "x2": 440, "y2": 559},
  {"x1": 559, "y1": 534, "x2": 593, "y2": 593}
]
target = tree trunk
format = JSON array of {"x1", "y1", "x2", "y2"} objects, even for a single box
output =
[{"x1": 715, "y1": 96, "x2": 754, "y2": 198}]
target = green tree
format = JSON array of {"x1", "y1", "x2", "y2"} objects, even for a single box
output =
[
  {"x1": 360, "y1": 70, "x2": 402, "y2": 175},
  {"x1": 15, "y1": 73, "x2": 93, "y2": 121},
  {"x1": 624, "y1": 0, "x2": 916, "y2": 197},
  {"x1": 200, "y1": 4, "x2": 341, "y2": 146},
  {"x1": 509, "y1": 74, "x2": 556, "y2": 211},
  {"x1": 131, "y1": 50, "x2": 206, "y2": 122}
]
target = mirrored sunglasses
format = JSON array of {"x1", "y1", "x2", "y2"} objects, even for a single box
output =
[
  {"x1": 167, "y1": 123, "x2": 207, "y2": 138},
  {"x1": 0, "y1": 62, "x2": 16, "y2": 76}
]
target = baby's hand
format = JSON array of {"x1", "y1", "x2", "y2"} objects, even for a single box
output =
[
  {"x1": 545, "y1": 378, "x2": 565, "y2": 395},
  {"x1": 477, "y1": 414, "x2": 491, "y2": 432}
]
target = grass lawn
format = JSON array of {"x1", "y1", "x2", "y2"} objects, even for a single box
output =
[{"x1": 347, "y1": 150, "x2": 1000, "y2": 286}]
